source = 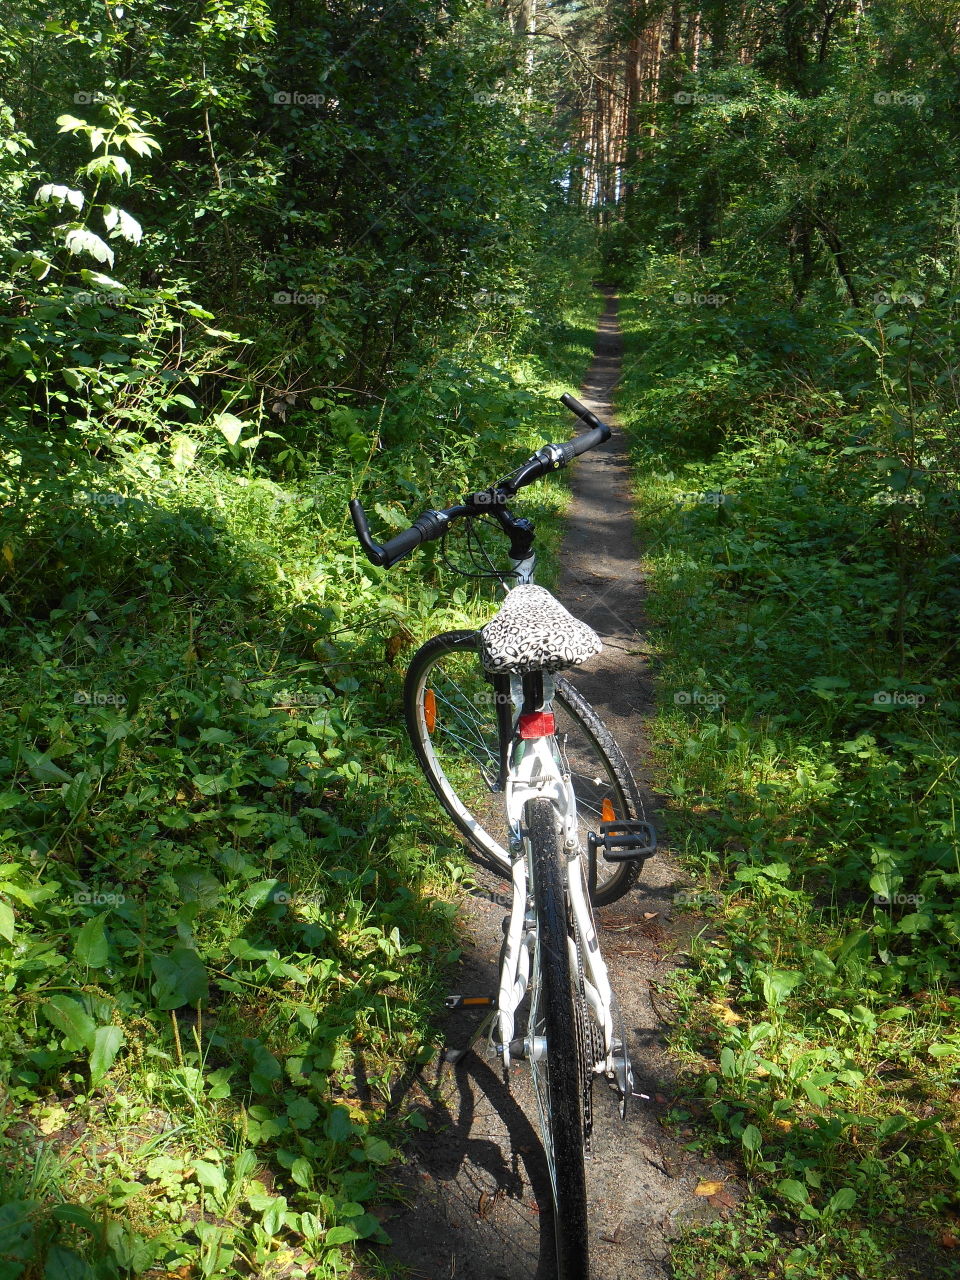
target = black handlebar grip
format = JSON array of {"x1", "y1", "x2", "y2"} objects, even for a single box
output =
[
  {"x1": 569, "y1": 424, "x2": 610, "y2": 457},
  {"x1": 349, "y1": 500, "x2": 450, "y2": 568},
  {"x1": 560, "y1": 392, "x2": 609, "y2": 435},
  {"x1": 378, "y1": 523, "x2": 428, "y2": 567}
]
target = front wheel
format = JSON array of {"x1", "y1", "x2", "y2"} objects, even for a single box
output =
[
  {"x1": 526, "y1": 796, "x2": 590, "y2": 1278},
  {"x1": 403, "y1": 629, "x2": 648, "y2": 904}
]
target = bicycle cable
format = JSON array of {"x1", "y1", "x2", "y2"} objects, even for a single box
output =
[{"x1": 437, "y1": 514, "x2": 517, "y2": 588}]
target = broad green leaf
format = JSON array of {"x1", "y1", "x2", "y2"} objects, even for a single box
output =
[
  {"x1": 43, "y1": 995, "x2": 95, "y2": 1050},
  {"x1": 741, "y1": 1124, "x2": 762, "y2": 1153},
  {"x1": 22, "y1": 749, "x2": 71, "y2": 783},
  {"x1": 150, "y1": 946, "x2": 209, "y2": 1009},
  {"x1": 61, "y1": 770, "x2": 92, "y2": 816},
  {"x1": 0, "y1": 901, "x2": 14, "y2": 942},
  {"x1": 123, "y1": 132, "x2": 161, "y2": 157},
  {"x1": 43, "y1": 1245, "x2": 91, "y2": 1280},
  {"x1": 86, "y1": 155, "x2": 132, "y2": 182},
  {"x1": 103, "y1": 203, "x2": 141, "y2": 240},
  {"x1": 761, "y1": 969, "x2": 803, "y2": 1005},
  {"x1": 35, "y1": 183, "x2": 84, "y2": 210},
  {"x1": 777, "y1": 1178, "x2": 810, "y2": 1205},
  {"x1": 75, "y1": 914, "x2": 109, "y2": 968},
  {"x1": 79, "y1": 269, "x2": 127, "y2": 292},
  {"x1": 193, "y1": 1160, "x2": 228, "y2": 1200},
  {"x1": 325, "y1": 1225, "x2": 359, "y2": 1245},
  {"x1": 88, "y1": 1025, "x2": 123, "y2": 1085},
  {"x1": 213, "y1": 412, "x2": 245, "y2": 445},
  {"x1": 258, "y1": 1195, "x2": 288, "y2": 1237},
  {"x1": 324, "y1": 1104, "x2": 354, "y2": 1143},
  {"x1": 358, "y1": 1136, "x2": 393, "y2": 1165},
  {"x1": 825, "y1": 1187, "x2": 857, "y2": 1216},
  {"x1": 286, "y1": 1097, "x2": 319, "y2": 1130},
  {"x1": 170, "y1": 434, "x2": 198, "y2": 472},
  {"x1": 63, "y1": 227, "x2": 114, "y2": 267}
]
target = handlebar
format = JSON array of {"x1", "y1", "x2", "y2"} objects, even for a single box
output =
[{"x1": 349, "y1": 393, "x2": 611, "y2": 568}]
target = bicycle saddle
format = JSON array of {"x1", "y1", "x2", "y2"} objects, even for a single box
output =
[{"x1": 479, "y1": 584, "x2": 602, "y2": 674}]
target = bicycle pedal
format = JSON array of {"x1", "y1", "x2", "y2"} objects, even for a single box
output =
[
  {"x1": 588, "y1": 820, "x2": 657, "y2": 863},
  {"x1": 444, "y1": 995, "x2": 497, "y2": 1009}
]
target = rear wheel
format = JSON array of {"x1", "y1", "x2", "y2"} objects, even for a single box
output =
[
  {"x1": 526, "y1": 796, "x2": 590, "y2": 1278},
  {"x1": 403, "y1": 629, "x2": 647, "y2": 904}
]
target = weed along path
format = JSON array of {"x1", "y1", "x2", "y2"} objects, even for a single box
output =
[{"x1": 370, "y1": 293, "x2": 738, "y2": 1280}]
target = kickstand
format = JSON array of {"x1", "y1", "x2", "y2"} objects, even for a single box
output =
[{"x1": 443, "y1": 1006, "x2": 498, "y2": 1065}]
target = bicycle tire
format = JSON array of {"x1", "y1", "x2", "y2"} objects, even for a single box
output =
[
  {"x1": 526, "y1": 795, "x2": 590, "y2": 1278},
  {"x1": 403, "y1": 629, "x2": 647, "y2": 904}
]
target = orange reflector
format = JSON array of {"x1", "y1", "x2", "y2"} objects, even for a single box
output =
[
  {"x1": 602, "y1": 798, "x2": 616, "y2": 823},
  {"x1": 424, "y1": 689, "x2": 437, "y2": 733}
]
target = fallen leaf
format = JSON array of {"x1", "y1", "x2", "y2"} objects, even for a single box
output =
[
  {"x1": 709, "y1": 1188, "x2": 737, "y2": 1212},
  {"x1": 710, "y1": 1000, "x2": 743, "y2": 1026},
  {"x1": 385, "y1": 633, "x2": 406, "y2": 665},
  {"x1": 941, "y1": 1232, "x2": 959, "y2": 1248},
  {"x1": 643, "y1": 912, "x2": 658, "y2": 920},
  {"x1": 694, "y1": 1180, "x2": 725, "y2": 1197}
]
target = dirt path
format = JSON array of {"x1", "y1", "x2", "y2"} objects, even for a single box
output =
[{"x1": 371, "y1": 292, "x2": 735, "y2": 1279}]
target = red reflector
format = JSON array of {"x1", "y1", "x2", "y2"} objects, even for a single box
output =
[{"x1": 518, "y1": 712, "x2": 555, "y2": 739}]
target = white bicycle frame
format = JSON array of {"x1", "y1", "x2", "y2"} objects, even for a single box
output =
[{"x1": 492, "y1": 554, "x2": 617, "y2": 1074}]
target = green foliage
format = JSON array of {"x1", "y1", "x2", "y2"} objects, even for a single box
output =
[
  {"x1": 619, "y1": 218, "x2": 960, "y2": 1274},
  {"x1": 0, "y1": 1, "x2": 602, "y2": 1273}
]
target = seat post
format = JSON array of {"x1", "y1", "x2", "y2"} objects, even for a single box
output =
[{"x1": 520, "y1": 672, "x2": 544, "y2": 714}]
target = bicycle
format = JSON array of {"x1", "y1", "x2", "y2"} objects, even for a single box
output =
[{"x1": 349, "y1": 392, "x2": 657, "y2": 1278}]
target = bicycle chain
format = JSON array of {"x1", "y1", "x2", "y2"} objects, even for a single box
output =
[{"x1": 570, "y1": 906, "x2": 604, "y2": 1152}]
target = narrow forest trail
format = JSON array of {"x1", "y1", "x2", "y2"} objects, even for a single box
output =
[{"x1": 370, "y1": 293, "x2": 738, "y2": 1280}]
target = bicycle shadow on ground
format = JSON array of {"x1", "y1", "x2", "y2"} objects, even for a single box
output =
[{"x1": 371, "y1": 932, "x2": 562, "y2": 1280}]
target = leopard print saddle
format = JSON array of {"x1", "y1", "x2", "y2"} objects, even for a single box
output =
[{"x1": 479, "y1": 584, "x2": 602, "y2": 674}]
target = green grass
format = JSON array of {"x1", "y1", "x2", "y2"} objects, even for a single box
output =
[
  {"x1": 0, "y1": 264, "x2": 602, "y2": 1278},
  {"x1": 616, "y1": 273, "x2": 960, "y2": 1280}
]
